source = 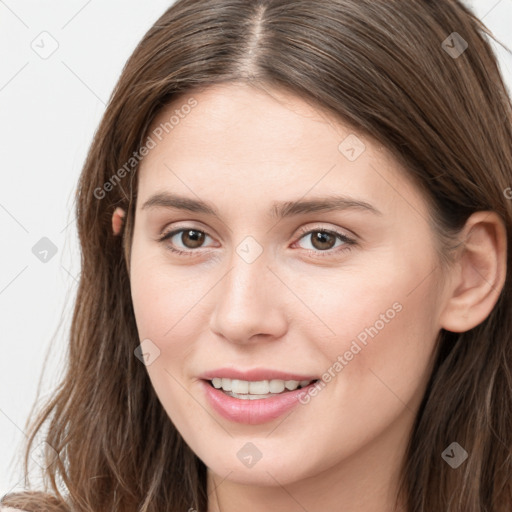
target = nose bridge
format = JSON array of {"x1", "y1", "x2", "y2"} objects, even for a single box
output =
[
  {"x1": 220, "y1": 242, "x2": 270, "y2": 316},
  {"x1": 209, "y1": 236, "x2": 286, "y2": 343}
]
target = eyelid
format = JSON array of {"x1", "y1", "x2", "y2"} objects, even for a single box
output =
[
  {"x1": 158, "y1": 221, "x2": 354, "y2": 240},
  {"x1": 294, "y1": 223, "x2": 356, "y2": 241}
]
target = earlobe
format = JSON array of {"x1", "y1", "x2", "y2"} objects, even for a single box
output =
[
  {"x1": 112, "y1": 207, "x2": 126, "y2": 236},
  {"x1": 439, "y1": 211, "x2": 507, "y2": 333}
]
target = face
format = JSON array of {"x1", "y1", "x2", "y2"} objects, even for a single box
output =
[{"x1": 127, "y1": 82, "x2": 449, "y2": 487}]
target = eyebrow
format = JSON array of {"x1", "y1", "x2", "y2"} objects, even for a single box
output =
[{"x1": 141, "y1": 192, "x2": 382, "y2": 218}]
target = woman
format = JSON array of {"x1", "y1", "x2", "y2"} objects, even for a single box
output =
[{"x1": 2, "y1": 1, "x2": 511, "y2": 511}]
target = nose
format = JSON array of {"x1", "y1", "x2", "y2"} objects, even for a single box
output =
[{"x1": 208, "y1": 247, "x2": 288, "y2": 346}]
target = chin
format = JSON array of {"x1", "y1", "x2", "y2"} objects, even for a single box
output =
[{"x1": 202, "y1": 447, "x2": 312, "y2": 487}]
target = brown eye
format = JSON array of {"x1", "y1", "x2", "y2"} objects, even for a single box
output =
[
  {"x1": 295, "y1": 228, "x2": 356, "y2": 258},
  {"x1": 179, "y1": 229, "x2": 206, "y2": 249},
  {"x1": 159, "y1": 228, "x2": 213, "y2": 254},
  {"x1": 309, "y1": 231, "x2": 337, "y2": 251}
]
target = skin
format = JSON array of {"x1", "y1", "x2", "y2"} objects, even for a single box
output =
[{"x1": 112, "y1": 82, "x2": 507, "y2": 512}]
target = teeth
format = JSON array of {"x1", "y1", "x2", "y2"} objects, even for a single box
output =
[
  {"x1": 210, "y1": 377, "x2": 314, "y2": 395},
  {"x1": 270, "y1": 380, "x2": 285, "y2": 393},
  {"x1": 249, "y1": 380, "x2": 268, "y2": 394},
  {"x1": 221, "y1": 378, "x2": 232, "y2": 391},
  {"x1": 285, "y1": 380, "x2": 299, "y2": 390}
]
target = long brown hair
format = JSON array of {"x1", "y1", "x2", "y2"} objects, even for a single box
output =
[{"x1": 2, "y1": 1, "x2": 512, "y2": 511}]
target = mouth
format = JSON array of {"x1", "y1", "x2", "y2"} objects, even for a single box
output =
[{"x1": 204, "y1": 377, "x2": 320, "y2": 400}]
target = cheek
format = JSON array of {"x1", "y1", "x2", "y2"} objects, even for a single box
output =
[
  {"x1": 129, "y1": 262, "x2": 208, "y2": 419},
  {"x1": 130, "y1": 265, "x2": 206, "y2": 358},
  {"x1": 129, "y1": 242, "x2": 225, "y2": 387},
  {"x1": 309, "y1": 250, "x2": 440, "y2": 415}
]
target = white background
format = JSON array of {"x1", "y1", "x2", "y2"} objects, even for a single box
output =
[{"x1": 1, "y1": 0, "x2": 511, "y2": 498}]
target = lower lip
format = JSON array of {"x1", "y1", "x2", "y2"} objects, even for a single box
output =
[{"x1": 200, "y1": 379, "x2": 318, "y2": 425}]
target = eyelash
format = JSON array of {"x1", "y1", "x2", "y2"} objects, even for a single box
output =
[{"x1": 157, "y1": 225, "x2": 356, "y2": 259}]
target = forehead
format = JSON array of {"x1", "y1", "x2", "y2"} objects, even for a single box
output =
[{"x1": 136, "y1": 82, "x2": 426, "y2": 220}]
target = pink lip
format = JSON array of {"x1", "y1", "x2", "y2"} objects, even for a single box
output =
[
  {"x1": 199, "y1": 379, "x2": 319, "y2": 425},
  {"x1": 199, "y1": 367, "x2": 318, "y2": 382}
]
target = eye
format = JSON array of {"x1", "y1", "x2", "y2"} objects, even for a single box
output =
[
  {"x1": 294, "y1": 227, "x2": 356, "y2": 257},
  {"x1": 158, "y1": 228, "x2": 215, "y2": 256}
]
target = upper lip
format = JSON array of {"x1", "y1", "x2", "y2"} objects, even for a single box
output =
[{"x1": 199, "y1": 368, "x2": 319, "y2": 382}]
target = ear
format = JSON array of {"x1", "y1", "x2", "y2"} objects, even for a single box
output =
[
  {"x1": 112, "y1": 207, "x2": 126, "y2": 236},
  {"x1": 439, "y1": 211, "x2": 507, "y2": 333}
]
